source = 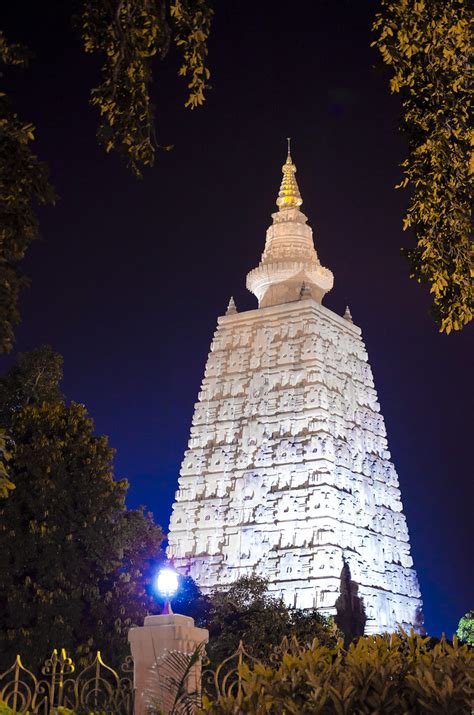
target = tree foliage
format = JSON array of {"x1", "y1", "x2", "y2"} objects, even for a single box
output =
[
  {"x1": 0, "y1": 0, "x2": 214, "y2": 354},
  {"x1": 0, "y1": 346, "x2": 63, "y2": 498},
  {"x1": 0, "y1": 431, "x2": 13, "y2": 498},
  {"x1": 0, "y1": 347, "x2": 163, "y2": 670},
  {"x1": 334, "y1": 562, "x2": 366, "y2": 647},
  {"x1": 457, "y1": 611, "x2": 474, "y2": 646},
  {"x1": 81, "y1": 0, "x2": 213, "y2": 176},
  {"x1": 372, "y1": 0, "x2": 473, "y2": 333},
  {"x1": 0, "y1": 33, "x2": 56, "y2": 354},
  {"x1": 0, "y1": 345, "x2": 63, "y2": 426},
  {"x1": 3, "y1": 2, "x2": 472, "y2": 337},
  {"x1": 204, "y1": 576, "x2": 338, "y2": 666}
]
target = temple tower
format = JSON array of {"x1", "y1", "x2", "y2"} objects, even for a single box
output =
[{"x1": 167, "y1": 144, "x2": 422, "y2": 633}]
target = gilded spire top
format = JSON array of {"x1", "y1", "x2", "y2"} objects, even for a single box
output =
[{"x1": 276, "y1": 138, "x2": 303, "y2": 210}]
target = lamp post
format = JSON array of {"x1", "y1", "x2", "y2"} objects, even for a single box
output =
[
  {"x1": 155, "y1": 567, "x2": 179, "y2": 614},
  {"x1": 128, "y1": 566, "x2": 209, "y2": 715}
]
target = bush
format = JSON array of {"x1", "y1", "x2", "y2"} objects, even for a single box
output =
[
  {"x1": 0, "y1": 704, "x2": 100, "y2": 714},
  {"x1": 457, "y1": 611, "x2": 474, "y2": 646},
  {"x1": 201, "y1": 630, "x2": 474, "y2": 713},
  {"x1": 0, "y1": 702, "x2": 16, "y2": 715}
]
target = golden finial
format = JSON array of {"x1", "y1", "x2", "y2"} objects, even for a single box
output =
[{"x1": 276, "y1": 138, "x2": 302, "y2": 210}]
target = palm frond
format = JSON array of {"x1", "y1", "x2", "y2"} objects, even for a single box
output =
[{"x1": 145, "y1": 642, "x2": 207, "y2": 715}]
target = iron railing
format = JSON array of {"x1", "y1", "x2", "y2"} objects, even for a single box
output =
[{"x1": 0, "y1": 649, "x2": 133, "y2": 714}]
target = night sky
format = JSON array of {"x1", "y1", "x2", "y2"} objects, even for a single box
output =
[{"x1": 3, "y1": 0, "x2": 472, "y2": 637}]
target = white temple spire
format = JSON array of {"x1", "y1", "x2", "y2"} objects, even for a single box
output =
[
  {"x1": 246, "y1": 141, "x2": 333, "y2": 308},
  {"x1": 168, "y1": 146, "x2": 423, "y2": 635}
]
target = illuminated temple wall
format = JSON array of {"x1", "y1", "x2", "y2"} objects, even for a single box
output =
[{"x1": 167, "y1": 148, "x2": 422, "y2": 634}]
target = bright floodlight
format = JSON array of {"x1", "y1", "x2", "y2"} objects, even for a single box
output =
[{"x1": 156, "y1": 568, "x2": 179, "y2": 599}]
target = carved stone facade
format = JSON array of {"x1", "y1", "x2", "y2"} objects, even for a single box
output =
[{"x1": 167, "y1": 147, "x2": 422, "y2": 634}]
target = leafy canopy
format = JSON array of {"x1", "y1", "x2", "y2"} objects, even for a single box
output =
[
  {"x1": 0, "y1": 345, "x2": 63, "y2": 426},
  {"x1": 0, "y1": 346, "x2": 63, "y2": 498},
  {"x1": 0, "y1": 431, "x2": 13, "y2": 499},
  {"x1": 372, "y1": 0, "x2": 473, "y2": 333},
  {"x1": 3, "y1": 2, "x2": 472, "y2": 338},
  {"x1": 81, "y1": 0, "x2": 213, "y2": 176},
  {"x1": 203, "y1": 576, "x2": 338, "y2": 665},
  {"x1": 0, "y1": 33, "x2": 55, "y2": 355},
  {"x1": 0, "y1": 347, "x2": 163, "y2": 670},
  {"x1": 0, "y1": 1, "x2": 213, "y2": 353}
]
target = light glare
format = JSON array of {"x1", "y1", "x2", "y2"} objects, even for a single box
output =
[{"x1": 156, "y1": 568, "x2": 179, "y2": 599}]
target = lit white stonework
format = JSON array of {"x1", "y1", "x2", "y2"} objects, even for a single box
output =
[{"x1": 168, "y1": 146, "x2": 422, "y2": 634}]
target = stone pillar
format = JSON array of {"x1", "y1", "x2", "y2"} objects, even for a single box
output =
[{"x1": 128, "y1": 614, "x2": 209, "y2": 715}]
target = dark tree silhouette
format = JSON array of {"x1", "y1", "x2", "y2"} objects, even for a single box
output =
[{"x1": 334, "y1": 562, "x2": 366, "y2": 646}]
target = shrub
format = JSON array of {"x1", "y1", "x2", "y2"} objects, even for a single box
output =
[
  {"x1": 201, "y1": 630, "x2": 474, "y2": 713},
  {"x1": 0, "y1": 702, "x2": 16, "y2": 715},
  {"x1": 457, "y1": 611, "x2": 474, "y2": 646}
]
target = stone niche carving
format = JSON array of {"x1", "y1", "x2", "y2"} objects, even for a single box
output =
[{"x1": 168, "y1": 298, "x2": 423, "y2": 634}]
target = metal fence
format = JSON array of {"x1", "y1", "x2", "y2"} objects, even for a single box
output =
[
  {"x1": 0, "y1": 649, "x2": 134, "y2": 714},
  {"x1": 202, "y1": 640, "x2": 257, "y2": 706},
  {"x1": 0, "y1": 642, "x2": 254, "y2": 714}
]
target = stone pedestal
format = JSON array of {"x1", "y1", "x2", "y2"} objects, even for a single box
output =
[{"x1": 128, "y1": 614, "x2": 209, "y2": 715}]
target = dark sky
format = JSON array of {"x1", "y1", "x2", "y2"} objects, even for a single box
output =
[{"x1": 3, "y1": 0, "x2": 472, "y2": 637}]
